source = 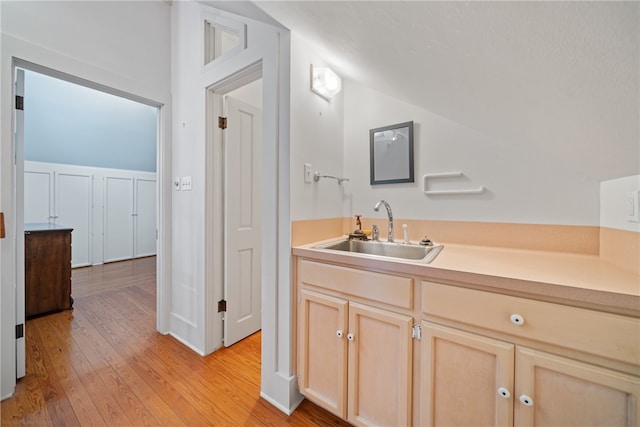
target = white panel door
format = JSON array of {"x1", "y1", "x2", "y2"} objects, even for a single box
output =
[
  {"x1": 24, "y1": 170, "x2": 53, "y2": 223},
  {"x1": 134, "y1": 178, "x2": 156, "y2": 258},
  {"x1": 56, "y1": 173, "x2": 92, "y2": 267},
  {"x1": 104, "y1": 176, "x2": 134, "y2": 262},
  {"x1": 224, "y1": 96, "x2": 262, "y2": 347}
]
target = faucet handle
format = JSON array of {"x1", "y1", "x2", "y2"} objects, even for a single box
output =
[
  {"x1": 372, "y1": 225, "x2": 379, "y2": 241},
  {"x1": 419, "y1": 236, "x2": 433, "y2": 246}
]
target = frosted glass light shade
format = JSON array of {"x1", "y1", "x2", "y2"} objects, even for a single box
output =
[{"x1": 311, "y1": 65, "x2": 342, "y2": 100}]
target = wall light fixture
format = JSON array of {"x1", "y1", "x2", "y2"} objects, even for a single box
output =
[{"x1": 310, "y1": 64, "x2": 342, "y2": 101}]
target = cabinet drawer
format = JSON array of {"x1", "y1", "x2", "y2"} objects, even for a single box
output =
[
  {"x1": 299, "y1": 260, "x2": 412, "y2": 309},
  {"x1": 422, "y1": 281, "x2": 640, "y2": 366}
]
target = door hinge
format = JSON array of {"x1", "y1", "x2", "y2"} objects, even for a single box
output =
[
  {"x1": 412, "y1": 323, "x2": 422, "y2": 340},
  {"x1": 16, "y1": 324, "x2": 24, "y2": 339},
  {"x1": 218, "y1": 299, "x2": 227, "y2": 313},
  {"x1": 15, "y1": 95, "x2": 24, "y2": 111},
  {"x1": 218, "y1": 116, "x2": 227, "y2": 129}
]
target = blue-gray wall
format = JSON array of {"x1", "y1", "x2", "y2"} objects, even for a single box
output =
[{"x1": 24, "y1": 70, "x2": 157, "y2": 172}]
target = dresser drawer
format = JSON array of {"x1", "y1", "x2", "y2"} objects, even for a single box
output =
[
  {"x1": 422, "y1": 281, "x2": 640, "y2": 366},
  {"x1": 299, "y1": 260, "x2": 413, "y2": 309}
]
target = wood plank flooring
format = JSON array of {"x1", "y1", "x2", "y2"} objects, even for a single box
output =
[{"x1": 1, "y1": 257, "x2": 349, "y2": 426}]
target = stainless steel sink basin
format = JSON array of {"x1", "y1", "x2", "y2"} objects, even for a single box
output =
[{"x1": 313, "y1": 239, "x2": 443, "y2": 263}]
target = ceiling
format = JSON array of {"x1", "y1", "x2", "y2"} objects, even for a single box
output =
[{"x1": 212, "y1": 1, "x2": 639, "y2": 182}]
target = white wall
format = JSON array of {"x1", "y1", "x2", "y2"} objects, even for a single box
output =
[
  {"x1": 24, "y1": 70, "x2": 158, "y2": 173},
  {"x1": 342, "y1": 81, "x2": 601, "y2": 226},
  {"x1": 1, "y1": 1, "x2": 172, "y2": 400},
  {"x1": 228, "y1": 78, "x2": 262, "y2": 108},
  {"x1": 289, "y1": 35, "x2": 344, "y2": 221},
  {"x1": 601, "y1": 175, "x2": 640, "y2": 232}
]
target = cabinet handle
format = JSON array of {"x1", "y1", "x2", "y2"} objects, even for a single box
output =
[
  {"x1": 336, "y1": 330, "x2": 343, "y2": 338},
  {"x1": 347, "y1": 333, "x2": 354, "y2": 341},
  {"x1": 497, "y1": 387, "x2": 511, "y2": 399},
  {"x1": 519, "y1": 394, "x2": 533, "y2": 407},
  {"x1": 510, "y1": 314, "x2": 525, "y2": 326}
]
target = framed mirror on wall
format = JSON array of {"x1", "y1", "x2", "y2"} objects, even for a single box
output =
[{"x1": 370, "y1": 121, "x2": 414, "y2": 185}]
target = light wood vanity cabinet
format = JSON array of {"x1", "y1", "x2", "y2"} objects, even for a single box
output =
[
  {"x1": 294, "y1": 256, "x2": 640, "y2": 426},
  {"x1": 421, "y1": 281, "x2": 640, "y2": 426},
  {"x1": 297, "y1": 260, "x2": 413, "y2": 427}
]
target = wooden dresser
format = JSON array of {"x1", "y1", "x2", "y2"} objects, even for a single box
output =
[{"x1": 25, "y1": 223, "x2": 74, "y2": 318}]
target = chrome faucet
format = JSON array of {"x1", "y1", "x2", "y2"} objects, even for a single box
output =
[{"x1": 374, "y1": 200, "x2": 394, "y2": 242}]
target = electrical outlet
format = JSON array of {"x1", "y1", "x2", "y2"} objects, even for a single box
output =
[
  {"x1": 304, "y1": 163, "x2": 312, "y2": 183},
  {"x1": 628, "y1": 190, "x2": 640, "y2": 222},
  {"x1": 174, "y1": 177, "x2": 181, "y2": 191}
]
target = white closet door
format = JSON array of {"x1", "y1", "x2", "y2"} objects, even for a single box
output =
[
  {"x1": 134, "y1": 178, "x2": 156, "y2": 258},
  {"x1": 24, "y1": 170, "x2": 53, "y2": 223},
  {"x1": 104, "y1": 176, "x2": 134, "y2": 262},
  {"x1": 56, "y1": 173, "x2": 92, "y2": 267},
  {"x1": 224, "y1": 96, "x2": 262, "y2": 347}
]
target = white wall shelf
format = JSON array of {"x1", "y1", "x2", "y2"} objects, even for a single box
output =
[{"x1": 423, "y1": 172, "x2": 485, "y2": 196}]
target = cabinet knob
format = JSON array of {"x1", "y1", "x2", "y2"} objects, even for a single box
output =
[
  {"x1": 519, "y1": 394, "x2": 534, "y2": 407},
  {"x1": 347, "y1": 333, "x2": 354, "y2": 341},
  {"x1": 497, "y1": 387, "x2": 511, "y2": 399},
  {"x1": 510, "y1": 314, "x2": 525, "y2": 326},
  {"x1": 336, "y1": 330, "x2": 343, "y2": 338}
]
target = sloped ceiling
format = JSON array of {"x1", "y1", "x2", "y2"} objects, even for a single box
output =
[{"x1": 220, "y1": 1, "x2": 640, "y2": 182}]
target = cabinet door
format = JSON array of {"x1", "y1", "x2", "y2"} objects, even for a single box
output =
[
  {"x1": 134, "y1": 178, "x2": 156, "y2": 258},
  {"x1": 347, "y1": 302, "x2": 412, "y2": 427},
  {"x1": 515, "y1": 347, "x2": 640, "y2": 426},
  {"x1": 56, "y1": 172, "x2": 92, "y2": 267},
  {"x1": 104, "y1": 176, "x2": 134, "y2": 262},
  {"x1": 298, "y1": 289, "x2": 349, "y2": 418},
  {"x1": 24, "y1": 169, "x2": 53, "y2": 223},
  {"x1": 421, "y1": 322, "x2": 515, "y2": 427}
]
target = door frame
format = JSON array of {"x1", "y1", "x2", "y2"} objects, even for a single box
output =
[
  {"x1": 204, "y1": 62, "x2": 262, "y2": 352},
  {"x1": 11, "y1": 58, "x2": 168, "y2": 366}
]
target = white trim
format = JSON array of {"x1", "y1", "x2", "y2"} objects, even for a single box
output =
[
  {"x1": 198, "y1": 8, "x2": 299, "y2": 412},
  {"x1": 7, "y1": 60, "x2": 169, "y2": 397},
  {"x1": 201, "y1": 4, "x2": 248, "y2": 72}
]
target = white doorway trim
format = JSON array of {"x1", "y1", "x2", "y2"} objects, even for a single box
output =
[
  {"x1": 11, "y1": 58, "x2": 169, "y2": 350},
  {"x1": 204, "y1": 62, "x2": 263, "y2": 353}
]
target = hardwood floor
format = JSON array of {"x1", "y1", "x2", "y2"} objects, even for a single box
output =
[{"x1": 1, "y1": 257, "x2": 349, "y2": 426}]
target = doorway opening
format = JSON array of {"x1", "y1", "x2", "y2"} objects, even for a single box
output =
[
  {"x1": 13, "y1": 60, "x2": 164, "y2": 378},
  {"x1": 205, "y1": 64, "x2": 263, "y2": 352}
]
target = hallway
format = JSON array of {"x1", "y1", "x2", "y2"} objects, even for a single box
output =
[{"x1": 1, "y1": 258, "x2": 348, "y2": 426}]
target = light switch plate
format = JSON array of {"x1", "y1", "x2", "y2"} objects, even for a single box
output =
[
  {"x1": 304, "y1": 163, "x2": 312, "y2": 184},
  {"x1": 181, "y1": 176, "x2": 192, "y2": 191},
  {"x1": 627, "y1": 190, "x2": 640, "y2": 222}
]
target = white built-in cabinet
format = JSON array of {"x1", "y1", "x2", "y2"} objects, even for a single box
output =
[{"x1": 25, "y1": 161, "x2": 156, "y2": 267}]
